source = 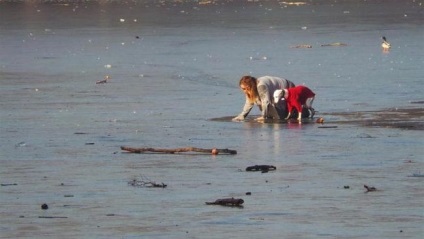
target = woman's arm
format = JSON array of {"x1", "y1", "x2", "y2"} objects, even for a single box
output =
[{"x1": 232, "y1": 96, "x2": 254, "y2": 121}]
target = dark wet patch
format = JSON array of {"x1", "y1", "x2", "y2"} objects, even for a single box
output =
[
  {"x1": 211, "y1": 107, "x2": 424, "y2": 130},
  {"x1": 325, "y1": 107, "x2": 424, "y2": 130}
]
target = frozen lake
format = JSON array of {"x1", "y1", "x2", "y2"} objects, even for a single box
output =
[{"x1": 0, "y1": 0, "x2": 423, "y2": 238}]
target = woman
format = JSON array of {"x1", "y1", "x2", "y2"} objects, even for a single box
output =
[{"x1": 232, "y1": 75, "x2": 296, "y2": 122}]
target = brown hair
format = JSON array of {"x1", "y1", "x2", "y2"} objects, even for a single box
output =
[{"x1": 239, "y1": 75, "x2": 259, "y2": 103}]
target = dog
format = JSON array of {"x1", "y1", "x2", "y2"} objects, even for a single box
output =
[{"x1": 273, "y1": 86, "x2": 315, "y2": 123}]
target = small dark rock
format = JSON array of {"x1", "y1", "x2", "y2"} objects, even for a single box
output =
[
  {"x1": 41, "y1": 204, "x2": 48, "y2": 210},
  {"x1": 246, "y1": 192, "x2": 251, "y2": 195},
  {"x1": 344, "y1": 185, "x2": 350, "y2": 189}
]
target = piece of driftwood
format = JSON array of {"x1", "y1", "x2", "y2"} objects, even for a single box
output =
[
  {"x1": 1, "y1": 183, "x2": 17, "y2": 186},
  {"x1": 246, "y1": 165, "x2": 277, "y2": 172},
  {"x1": 128, "y1": 175, "x2": 167, "y2": 188},
  {"x1": 281, "y1": 2, "x2": 308, "y2": 6},
  {"x1": 96, "y1": 75, "x2": 110, "y2": 84},
  {"x1": 121, "y1": 146, "x2": 237, "y2": 155},
  {"x1": 364, "y1": 184, "x2": 377, "y2": 192},
  {"x1": 128, "y1": 178, "x2": 167, "y2": 188},
  {"x1": 39, "y1": 216, "x2": 68, "y2": 219},
  {"x1": 321, "y1": 42, "x2": 348, "y2": 47},
  {"x1": 290, "y1": 44, "x2": 312, "y2": 48},
  {"x1": 205, "y1": 198, "x2": 244, "y2": 207}
]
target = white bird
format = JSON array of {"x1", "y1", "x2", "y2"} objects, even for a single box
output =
[{"x1": 381, "y1": 36, "x2": 391, "y2": 50}]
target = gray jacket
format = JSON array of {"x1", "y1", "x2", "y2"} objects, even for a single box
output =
[{"x1": 236, "y1": 76, "x2": 295, "y2": 119}]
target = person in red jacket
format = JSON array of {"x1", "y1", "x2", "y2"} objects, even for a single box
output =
[{"x1": 273, "y1": 85, "x2": 315, "y2": 123}]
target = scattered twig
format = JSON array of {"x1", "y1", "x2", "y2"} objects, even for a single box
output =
[
  {"x1": 321, "y1": 42, "x2": 348, "y2": 47},
  {"x1": 121, "y1": 146, "x2": 237, "y2": 155},
  {"x1": 38, "y1": 216, "x2": 68, "y2": 219},
  {"x1": 290, "y1": 44, "x2": 312, "y2": 48},
  {"x1": 246, "y1": 165, "x2": 276, "y2": 173},
  {"x1": 128, "y1": 175, "x2": 167, "y2": 188},
  {"x1": 280, "y1": 2, "x2": 308, "y2": 6},
  {"x1": 96, "y1": 75, "x2": 110, "y2": 84},
  {"x1": 205, "y1": 198, "x2": 244, "y2": 207},
  {"x1": 364, "y1": 184, "x2": 377, "y2": 192},
  {"x1": 1, "y1": 183, "x2": 18, "y2": 186}
]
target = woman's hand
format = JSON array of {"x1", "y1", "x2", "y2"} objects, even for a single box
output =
[
  {"x1": 255, "y1": 116, "x2": 265, "y2": 122},
  {"x1": 232, "y1": 115, "x2": 244, "y2": 122}
]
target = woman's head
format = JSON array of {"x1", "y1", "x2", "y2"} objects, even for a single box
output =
[{"x1": 239, "y1": 75, "x2": 258, "y2": 103}]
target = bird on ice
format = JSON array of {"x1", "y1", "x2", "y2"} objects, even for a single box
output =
[{"x1": 381, "y1": 36, "x2": 391, "y2": 50}]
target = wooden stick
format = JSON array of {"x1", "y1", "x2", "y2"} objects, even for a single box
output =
[
  {"x1": 290, "y1": 44, "x2": 312, "y2": 49},
  {"x1": 1, "y1": 183, "x2": 18, "y2": 186},
  {"x1": 121, "y1": 146, "x2": 237, "y2": 155},
  {"x1": 364, "y1": 184, "x2": 377, "y2": 192},
  {"x1": 96, "y1": 75, "x2": 110, "y2": 84},
  {"x1": 205, "y1": 198, "x2": 244, "y2": 206},
  {"x1": 321, "y1": 42, "x2": 348, "y2": 47}
]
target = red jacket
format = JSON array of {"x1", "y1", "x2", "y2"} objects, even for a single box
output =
[{"x1": 286, "y1": 85, "x2": 315, "y2": 113}]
